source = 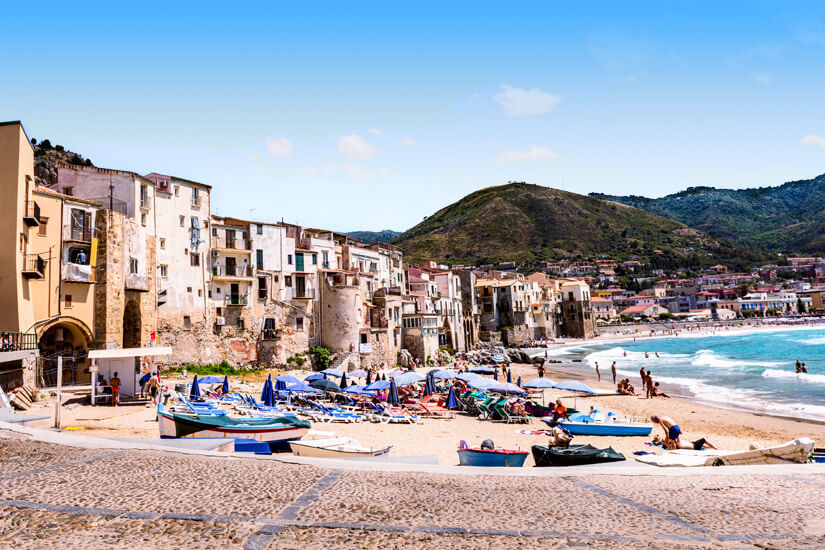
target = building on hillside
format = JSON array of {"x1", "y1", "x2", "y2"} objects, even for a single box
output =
[
  {"x1": 618, "y1": 304, "x2": 667, "y2": 319},
  {"x1": 559, "y1": 280, "x2": 596, "y2": 338},
  {"x1": 590, "y1": 297, "x2": 616, "y2": 320}
]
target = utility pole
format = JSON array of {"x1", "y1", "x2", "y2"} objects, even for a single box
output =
[{"x1": 54, "y1": 356, "x2": 62, "y2": 429}]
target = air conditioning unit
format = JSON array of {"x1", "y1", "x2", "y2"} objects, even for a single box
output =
[{"x1": 216, "y1": 316, "x2": 226, "y2": 326}]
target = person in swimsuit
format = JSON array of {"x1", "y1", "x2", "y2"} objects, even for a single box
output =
[
  {"x1": 110, "y1": 372, "x2": 121, "y2": 407},
  {"x1": 595, "y1": 361, "x2": 601, "y2": 382},
  {"x1": 651, "y1": 414, "x2": 681, "y2": 449},
  {"x1": 611, "y1": 362, "x2": 617, "y2": 384}
]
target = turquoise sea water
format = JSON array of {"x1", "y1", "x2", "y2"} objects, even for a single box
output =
[{"x1": 568, "y1": 327, "x2": 825, "y2": 421}]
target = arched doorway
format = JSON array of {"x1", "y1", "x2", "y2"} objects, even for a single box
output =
[
  {"x1": 37, "y1": 318, "x2": 93, "y2": 387},
  {"x1": 123, "y1": 300, "x2": 142, "y2": 348}
]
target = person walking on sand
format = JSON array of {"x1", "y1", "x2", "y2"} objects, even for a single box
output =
[
  {"x1": 595, "y1": 361, "x2": 601, "y2": 382},
  {"x1": 148, "y1": 372, "x2": 159, "y2": 405},
  {"x1": 110, "y1": 371, "x2": 121, "y2": 407},
  {"x1": 639, "y1": 366, "x2": 647, "y2": 393},
  {"x1": 611, "y1": 362, "x2": 617, "y2": 384},
  {"x1": 645, "y1": 370, "x2": 653, "y2": 398}
]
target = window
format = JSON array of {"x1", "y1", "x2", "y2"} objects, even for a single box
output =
[
  {"x1": 184, "y1": 248, "x2": 188, "y2": 255},
  {"x1": 187, "y1": 286, "x2": 192, "y2": 293},
  {"x1": 140, "y1": 185, "x2": 148, "y2": 208},
  {"x1": 256, "y1": 224, "x2": 263, "y2": 235},
  {"x1": 197, "y1": 289, "x2": 202, "y2": 297},
  {"x1": 256, "y1": 249, "x2": 263, "y2": 270},
  {"x1": 159, "y1": 238, "x2": 165, "y2": 249},
  {"x1": 179, "y1": 215, "x2": 185, "y2": 227},
  {"x1": 174, "y1": 185, "x2": 180, "y2": 197},
  {"x1": 273, "y1": 274, "x2": 279, "y2": 283},
  {"x1": 38, "y1": 217, "x2": 48, "y2": 236},
  {"x1": 141, "y1": 213, "x2": 147, "y2": 226},
  {"x1": 183, "y1": 316, "x2": 191, "y2": 330},
  {"x1": 322, "y1": 251, "x2": 329, "y2": 268},
  {"x1": 258, "y1": 277, "x2": 267, "y2": 300},
  {"x1": 159, "y1": 264, "x2": 168, "y2": 278},
  {"x1": 360, "y1": 333, "x2": 367, "y2": 344},
  {"x1": 63, "y1": 187, "x2": 73, "y2": 196},
  {"x1": 129, "y1": 257, "x2": 138, "y2": 275},
  {"x1": 295, "y1": 317, "x2": 304, "y2": 331},
  {"x1": 64, "y1": 295, "x2": 72, "y2": 308},
  {"x1": 190, "y1": 253, "x2": 200, "y2": 267},
  {"x1": 192, "y1": 187, "x2": 199, "y2": 206},
  {"x1": 312, "y1": 254, "x2": 317, "y2": 265},
  {"x1": 237, "y1": 318, "x2": 245, "y2": 329},
  {"x1": 285, "y1": 275, "x2": 292, "y2": 287},
  {"x1": 287, "y1": 254, "x2": 292, "y2": 265}
]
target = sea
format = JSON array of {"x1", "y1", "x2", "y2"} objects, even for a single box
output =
[{"x1": 533, "y1": 326, "x2": 825, "y2": 422}]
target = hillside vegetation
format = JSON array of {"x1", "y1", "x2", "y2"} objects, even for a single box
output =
[
  {"x1": 591, "y1": 172, "x2": 825, "y2": 254},
  {"x1": 392, "y1": 182, "x2": 763, "y2": 268}
]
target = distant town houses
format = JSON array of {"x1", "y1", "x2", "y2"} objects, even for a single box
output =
[{"x1": 2, "y1": 120, "x2": 824, "y2": 389}]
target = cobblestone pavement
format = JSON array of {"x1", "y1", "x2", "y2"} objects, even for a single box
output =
[{"x1": 0, "y1": 436, "x2": 823, "y2": 549}]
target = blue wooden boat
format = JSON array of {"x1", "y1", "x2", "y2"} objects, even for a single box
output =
[
  {"x1": 457, "y1": 447, "x2": 528, "y2": 467},
  {"x1": 545, "y1": 417, "x2": 652, "y2": 436}
]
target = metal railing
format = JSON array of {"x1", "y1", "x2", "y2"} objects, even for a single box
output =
[
  {"x1": 64, "y1": 223, "x2": 92, "y2": 242},
  {"x1": 88, "y1": 196, "x2": 128, "y2": 215},
  {"x1": 22, "y1": 254, "x2": 46, "y2": 278},
  {"x1": 213, "y1": 264, "x2": 253, "y2": 277},
  {"x1": 224, "y1": 295, "x2": 248, "y2": 306},
  {"x1": 262, "y1": 328, "x2": 280, "y2": 340},
  {"x1": 0, "y1": 330, "x2": 38, "y2": 352},
  {"x1": 23, "y1": 201, "x2": 40, "y2": 226},
  {"x1": 211, "y1": 237, "x2": 251, "y2": 251},
  {"x1": 294, "y1": 288, "x2": 315, "y2": 299}
]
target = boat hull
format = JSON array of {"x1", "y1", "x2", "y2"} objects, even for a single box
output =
[
  {"x1": 531, "y1": 444, "x2": 626, "y2": 467},
  {"x1": 457, "y1": 448, "x2": 528, "y2": 467},
  {"x1": 289, "y1": 438, "x2": 392, "y2": 459},
  {"x1": 158, "y1": 405, "x2": 309, "y2": 445},
  {"x1": 550, "y1": 420, "x2": 652, "y2": 436}
]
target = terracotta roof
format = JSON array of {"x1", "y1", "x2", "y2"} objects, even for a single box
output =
[
  {"x1": 33, "y1": 186, "x2": 101, "y2": 207},
  {"x1": 619, "y1": 304, "x2": 658, "y2": 314}
]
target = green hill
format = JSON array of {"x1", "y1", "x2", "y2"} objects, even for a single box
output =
[
  {"x1": 392, "y1": 182, "x2": 764, "y2": 269},
  {"x1": 591, "y1": 172, "x2": 825, "y2": 254},
  {"x1": 344, "y1": 229, "x2": 401, "y2": 244}
]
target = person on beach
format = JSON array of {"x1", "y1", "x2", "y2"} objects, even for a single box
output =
[
  {"x1": 611, "y1": 362, "x2": 617, "y2": 384},
  {"x1": 110, "y1": 371, "x2": 121, "y2": 407},
  {"x1": 639, "y1": 366, "x2": 647, "y2": 392},
  {"x1": 595, "y1": 361, "x2": 601, "y2": 382},
  {"x1": 651, "y1": 415, "x2": 716, "y2": 450},
  {"x1": 551, "y1": 399, "x2": 569, "y2": 424},
  {"x1": 537, "y1": 364, "x2": 545, "y2": 378},
  {"x1": 644, "y1": 371, "x2": 653, "y2": 398},
  {"x1": 650, "y1": 382, "x2": 670, "y2": 398},
  {"x1": 149, "y1": 372, "x2": 159, "y2": 405}
]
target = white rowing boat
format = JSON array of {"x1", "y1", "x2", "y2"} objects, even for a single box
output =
[{"x1": 288, "y1": 437, "x2": 392, "y2": 459}]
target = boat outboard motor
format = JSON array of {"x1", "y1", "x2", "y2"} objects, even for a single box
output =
[{"x1": 480, "y1": 439, "x2": 495, "y2": 450}]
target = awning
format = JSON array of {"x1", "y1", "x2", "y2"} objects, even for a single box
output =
[{"x1": 88, "y1": 347, "x2": 172, "y2": 359}]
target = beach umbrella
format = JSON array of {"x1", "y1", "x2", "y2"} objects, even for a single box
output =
[
  {"x1": 381, "y1": 373, "x2": 386, "y2": 381},
  {"x1": 321, "y1": 368, "x2": 343, "y2": 377},
  {"x1": 304, "y1": 373, "x2": 324, "y2": 382},
  {"x1": 428, "y1": 372, "x2": 438, "y2": 395},
  {"x1": 445, "y1": 386, "x2": 460, "y2": 409},
  {"x1": 275, "y1": 374, "x2": 301, "y2": 385},
  {"x1": 275, "y1": 379, "x2": 287, "y2": 392},
  {"x1": 516, "y1": 375, "x2": 522, "y2": 388},
  {"x1": 309, "y1": 378, "x2": 341, "y2": 393},
  {"x1": 365, "y1": 379, "x2": 391, "y2": 391},
  {"x1": 470, "y1": 366, "x2": 496, "y2": 374},
  {"x1": 394, "y1": 371, "x2": 426, "y2": 386},
  {"x1": 265, "y1": 378, "x2": 278, "y2": 407},
  {"x1": 387, "y1": 370, "x2": 404, "y2": 378},
  {"x1": 487, "y1": 382, "x2": 526, "y2": 395},
  {"x1": 493, "y1": 369, "x2": 499, "y2": 381},
  {"x1": 491, "y1": 355, "x2": 506, "y2": 362},
  {"x1": 456, "y1": 371, "x2": 480, "y2": 382},
  {"x1": 431, "y1": 369, "x2": 457, "y2": 380},
  {"x1": 222, "y1": 375, "x2": 229, "y2": 394},
  {"x1": 189, "y1": 375, "x2": 201, "y2": 400},
  {"x1": 197, "y1": 375, "x2": 224, "y2": 384},
  {"x1": 423, "y1": 372, "x2": 433, "y2": 397},
  {"x1": 553, "y1": 380, "x2": 597, "y2": 395},
  {"x1": 507, "y1": 368, "x2": 512, "y2": 384},
  {"x1": 468, "y1": 377, "x2": 495, "y2": 390},
  {"x1": 260, "y1": 376, "x2": 271, "y2": 404},
  {"x1": 340, "y1": 372, "x2": 348, "y2": 388},
  {"x1": 350, "y1": 369, "x2": 367, "y2": 378},
  {"x1": 285, "y1": 381, "x2": 318, "y2": 393},
  {"x1": 365, "y1": 371, "x2": 372, "y2": 385},
  {"x1": 388, "y1": 378, "x2": 400, "y2": 406},
  {"x1": 523, "y1": 378, "x2": 558, "y2": 389}
]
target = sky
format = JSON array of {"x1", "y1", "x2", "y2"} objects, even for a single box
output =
[{"x1": 2, "y1": 1, "x2": 825, "y2": 232}]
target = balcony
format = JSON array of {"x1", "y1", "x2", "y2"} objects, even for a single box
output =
[
  {"x1": 64, "y1": 223, "x2": 92, "y2": 242},
  {"x1": 212, "y1": 264, "x2": 253, "y2": 280},
  {"x1": 224, "y1": 295, "x2": 248, "y2": 306},
  {"x1": 23, "y1": 201, "x2": 40, "y2": 227},
  {"x1": 293, "y1": 288, "x2": 315, "y2": 300},
  {"x1": 62, "y1": 263, "x2": 93, "y2": 283},
  {"x1": 0, "y1": 330, "x2": 38, "y2": 352},
  {"x1": 211, "y1": 236, "x2": 251, "y2": 252},
  {"x1": 125, "y1": 273, "x2": 149, "y2": 291},
  {"x1": 22, "y1": 254, "x2": 46, "y2": 279},
  {"x1": 262, "y1": 328, "x2": 280, "y2": 340}
]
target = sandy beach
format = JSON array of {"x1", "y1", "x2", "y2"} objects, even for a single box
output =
[{"x1": 29, "y1": 354, "x2": 825, "y2": 467}]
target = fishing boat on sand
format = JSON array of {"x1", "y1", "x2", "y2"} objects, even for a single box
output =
[
  {"x1": 288, "y1": 437, "x2": 392, "y2": 459},
  {"x1": 532, "y1": 444, "x2": 626, "y2": 467},
  {"x1": 158, "y1": 403, "x2": 310, "y2": 448},
  {"x1": 546, "y1": 411, "x2": 652, "y2": 437},
  {"x1": 457, "y1": 440, "x2": 528, "y2": 467}
]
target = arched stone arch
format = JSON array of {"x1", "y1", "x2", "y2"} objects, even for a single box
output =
[{"x1": 123, "y1": 300, "x2": 142, "y2": 348}]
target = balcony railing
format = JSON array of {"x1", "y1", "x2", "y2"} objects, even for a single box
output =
[
  {"x1": 0, "y1": 330, "x2": 38, "y2": 352},
  {"x1": 212, "y1": 264, "x2": 253, "y2": 278},
  {"x1": 262, "y1": 328, "x2": 280, "y2": 340},
  {"x1": 23, "y1": 201, "x2": 40, "y2": 227},
  {"x1": 211, "y1": 236, "x2": 251, "y2": 251},
  {"x1": 22, "y1": 253, "x2": 46, "y2": 279},
  {"x1": 64, "y1": 223, "x2": 92, "y2": 242},
  {"x1": 294, "y1": 288, "x2": 315, "y2": 299},
  {"x1": 224, "y1": 295, "x2": 248, "y2": 306}
]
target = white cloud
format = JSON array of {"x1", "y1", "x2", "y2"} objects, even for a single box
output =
[
  {"x1": 266, "y1": 136, "x2": 294, "y2": 158},
  {"x1": 493, "y1": 85, "x2": 562, "y2": 117},
  {"x1": 337, "y1": 134, "x2": 378, "y2": 160},
  {"x1": 368, "y1": 128, "x2": 383, "y2": 136},
  {"x1": 801, "y1": 134, "x2": 825, "y2": 150},
  {"x1": 751, "y1": 71, "x2": 773, "y2": 86},
  {"x1": 493, "y1": 145, "x2": 562, "y2": 163},
  {"x1": 398, "y1": 136, "x2": 417, "y2": 147},
  {"x1": 468, "y1": 93, "x2": 480, "y2": 103}
]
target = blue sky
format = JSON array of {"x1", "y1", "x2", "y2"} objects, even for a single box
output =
[{"x1": 3, "y1": 1, "x2": 825, "y2": 232}]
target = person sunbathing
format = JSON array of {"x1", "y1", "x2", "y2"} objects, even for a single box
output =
[
  {"x1": 650, "y1": 382, "x2": 670, "y2": 398},
  {"x1": 510, "y1": 399, "x2": 527, "y2": 416}
]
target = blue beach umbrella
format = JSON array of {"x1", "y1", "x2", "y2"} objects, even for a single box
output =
[
  {"x1": 470, "y1": 366, "x2": 496, "y2": 374},
  {"x1": 285, "y1": 381, "x2": 318, "y2": 393},
  {"x1": 222, "y1": 375, "x2": 229, "y2": 394},
  {"x1": 260, "y1": 375, "x2": 271, "y2": 404},
  {"x1": 468, "y1": 377, "x2": 494, "y2": 390},
  {"x1": 189, "y1": 375, "x2": 201, "y2": 400},
  {"x1": 516, "y1": 375, "x2": 522, "y2": 388},
  {"x1": 388, "y1": 378, "x2": 400, "y2": 406},
  {"x1": 340, "y1": 372, "x2": 348, "y2": 389},
  {"x1": 364, "y1": 380, "x2": 391, "y2": 391},
  {"x1": 197, "y1": 375, "x2": 223, "y2": 384},
  {"x1": 456, "y1": 371, "x2": 480, "y2": 382},
  {"x1": 507, "y1": 368, "x2": 512, "y2": 384},
  {"x1": 350, "y1": 369, "x2": 368, "y2": 378},
  {"x1": 423, "y1": 372, "x2": 433, "y2": 397},
  {"x1": 553, "y1": 380, "x2": 597, "y2": 395},
  {"x1": 321, "y1": 368, "x2": 344, "y2": 377},
  {"x1": 431, "y1": 369, "x2": 457, "y2": 380},
  {"x1": 275, "y1": 379, "x2": 287, "y2": 392},
  {"x1": 445, "y1": 386, "x2": 460, "y2": 409},
  {"x1": 365, "y1": 371, "x2": 372, "y2": 385},
  {"x1": 493, "y1": 369, "x2": 499, "y2": 381},
  {"x1": 487, "y1": 382, "x2": 526, "y2": 395},
  {"x1": 523, "y1": 378, "x2": 557, "y2": 389},
  {"x1": 275, "y1": 375, "x2": 301, "y2": 385},
  {"x1": 394, "y1": 371, "x2": 426, "y2": 386},
  {"x1": 304, "y1": 373, "x2": 324, "y2": 382}
]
